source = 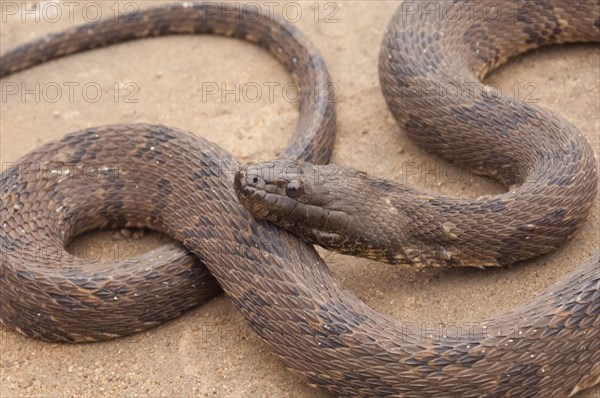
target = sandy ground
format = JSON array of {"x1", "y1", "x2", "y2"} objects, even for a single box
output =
[{"x1": 1, "y1": 1, "x2": 599, "y2": 397}]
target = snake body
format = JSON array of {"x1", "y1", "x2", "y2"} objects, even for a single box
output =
[
  {"x1": 1, "y1": 2, "x2": 336, "y2": 341},
  {"x1": 1, "y1": 1, "x2": 599, "y2": 397}
]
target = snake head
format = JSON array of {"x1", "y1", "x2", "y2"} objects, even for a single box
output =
[
  {"x1": 234, "y1": 159, "x2": 352, "y2": 247},
  {"x1": 234, "y1": 160, "x2": 315, "y2": 222}
]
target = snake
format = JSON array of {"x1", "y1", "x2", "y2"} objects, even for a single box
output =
[{"x1": 1, "y1": 1, "x2": 599, "y2": 397}]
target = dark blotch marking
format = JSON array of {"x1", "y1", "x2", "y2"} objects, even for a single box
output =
[
  {"x1": 143, "y1": 128, "x2": 177, "y2": 143},
  {"x1": 113, "y1": 285, "x2": 132, "y2": 295},
  {"x1": 188, "y1": 175, "x2": 217, "y2": 196},
  {"x1": 110, "y1": 180, "x2": 126, "y2": 192},
  {"x1": 287, "y1": 285, "x2": 300, "y2": 297},
  {"x1": 72, "y1": 278, "x2": 99, "y2": 290},
  {"x1": 230, "y1": 288, "x2": 272, "y2": 339},
  {"x1": 190, "y1": 216, "x2": 217, "y2": 240},
  {"x1": 133, "y1": 147, "x2": 149, "y2": 160},
  {"x1": 72, "y1": 128, "x2": 100, "y2": 141},
  {"x1": 0, "y1": 236, "x2": 21, "y2": 253},
  {"x1": 187, "y1": 155, "x2": 223, "y2": 189},
  {"x1": 196, "y1": 215, "x2": 216, "y2": 229},
  {"x1": 96, "y1": 196, "x2": 126, "y2": 227},
  {"x1": 403, "y1": 115, "x2": 449, "y2": 148},
  {"x1": 496, "y1": 209, "x2": 580, "y2": 264},
  {"x1": 200, "y1": 153, "x2": 222, "y2": 178},
  {"x1": 48, "y1": 292, "x2": 83, "y2": 308},
  {"x1": 157, "y1": 178, "x2": 173, "y2": 196},
  {"x1": 371, "y1": 179, "x2": 395, "y2": 194},
  {"x1": 306, "y1": 301, "x2": 370, "y2": 349},
  {"x1": 480, "y1": 198, "x2": 508, "y2": 213},
  {"x1": 182, "y1": 227, "x2": 197, "y2": 242},
  {"x1": 92, "y1": 288, "x2": 113, "y2": 298},
  {"x1": 187, "y1": 169, "x2": 204, "y2": 181},
  {"x1": 456, "y1": 352, "x2": 485, "y2": 367},
  {"x1": 16, "y1": 270, "x2": 34, "y2": 280},
  {"x1": 463, "y1": 23, "x2": 500, "y2": 68},
  {"x1": 0, "y1": 166, "x2": 19, "y2": 194},
  {"x1": 145, "y1": 269, "x2": 162, "y2": 280},
  {"x1": 518, "y1": 0, "x2": 561, "y2": 46},
  {"x1": 494, "y1": 363, "x2": 541, "y2": 395}
]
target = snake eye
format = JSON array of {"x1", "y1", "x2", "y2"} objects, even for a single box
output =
[{"x1": 285, "y1": 179, "x2": 304, "y2": 198}]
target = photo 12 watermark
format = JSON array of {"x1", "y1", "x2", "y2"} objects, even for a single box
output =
[
  {"x1": 1, "y1": 1, "x2": 341, "y2": 25},
  {"x1": 199, "y1": 80, "x2": 338, "y2": 104},
  {"x1": 397, "y1": 80, "x2": 540, "y2": 105},
  {"x1": 1, "y1": 1, "x2": 140, "y2": 23},
  {"x1": 2, "y1": 161, "x2": 140, "y2": 183},
  {"x1": 0, "y1": 239, "x2": 142, "y2": 264},
  {"x1": 1, "y1": 81, "x2": 140, "y2": 104},
  {"x1": 398, "y1": 1, "x2": 555, "y2": 24}
]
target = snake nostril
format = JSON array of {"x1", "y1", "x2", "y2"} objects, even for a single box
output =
[{"x1": 253, "y1": 177, "x2": 259, "y2": 184}]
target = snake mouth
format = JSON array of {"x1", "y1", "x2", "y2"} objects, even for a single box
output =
[{"x1": 234, "y1": 169, "x2": 272, "y2": 219}]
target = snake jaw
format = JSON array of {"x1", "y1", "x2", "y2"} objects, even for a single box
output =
[{"x1": 308, "y1": 229, "x2": 344, "y2": 247}]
